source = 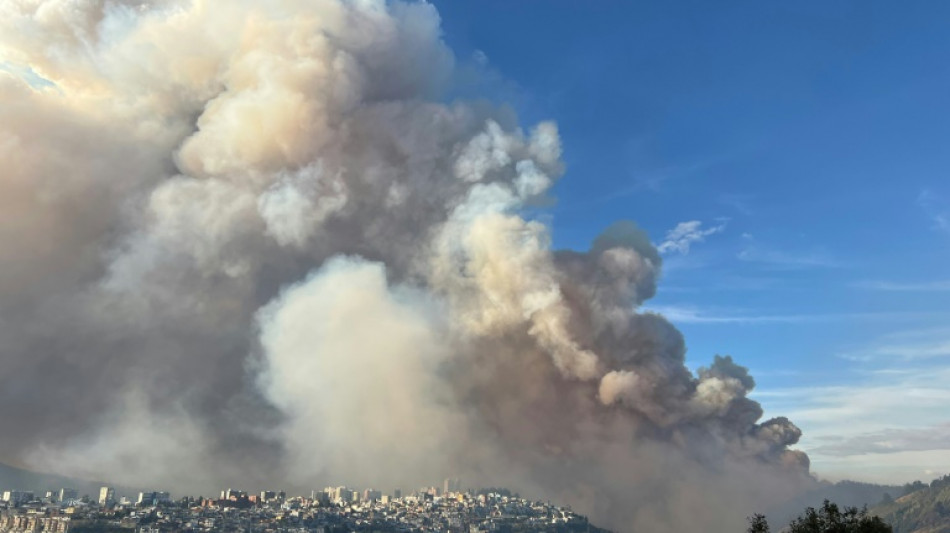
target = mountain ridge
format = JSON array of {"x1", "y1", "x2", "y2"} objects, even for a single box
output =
[{"x1": 870, "y1": 475, "x2": 950, "y2": 533}]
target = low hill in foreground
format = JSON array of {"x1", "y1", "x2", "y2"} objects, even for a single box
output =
[{"x1": 870, "y1": 476, "x2": 950, "y2": 533}]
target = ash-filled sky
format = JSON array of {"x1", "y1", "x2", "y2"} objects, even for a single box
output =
[{"x1": 1, "y1": 0, "x2": 948, "y2": 530}]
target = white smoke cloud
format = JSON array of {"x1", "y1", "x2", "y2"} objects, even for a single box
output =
[
  {"x1": 257, "y1": 256, "x2": 467, "y2": 489},
  {"x1": 1, "y1": 1, "x2": 815, "y2": 530},
  {"x1": 257, "y1": 163, "x2": 348, "y2": 248}
]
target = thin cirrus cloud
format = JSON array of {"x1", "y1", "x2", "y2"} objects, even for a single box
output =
[
  {"x1": 648, "y1": 305, "x2": 801, "y2": 324},
  {"x1": 809, "y1": 423, "x2": 950, "y2": 457},
  {"x1": 659, "y1": 276, "x2": 783, "y2": 292},
  {"x1": 918, "y1": 189, "x2": 950, "y2": 234},
  {"x1": 754, "y1": 359, "x2": 950, "y2": 482},
  {"x1": 852, "y1": 279, "x2": 950, "y2": 291},
  {"x1": 838, "y1": 342, "x2": 950, "y2": 362},
  {"x1": 717, "y1": 192, "x2": 756, "y2": 216},
  {"x1": 735, "y1": 233, "x2": 842, "y2": 269},
  {"x1": 737, "y1": 246, "x2": 842, "y2": 269},
  {"x1": 562, "y1": 157, "x2": 722, "y2": 211},
  {"x1": 613, "y1": 147, "x2": 735, "y2": 197},
  {"x1": 656, "y1": 220, "x2": 727, "y2": 255},
  {"x1": 836, "y1": 328, "x2": 950, "y2": 362},
  {"x1": 647, "y1": 305, "x2": 933, "y2": 325},
  {"x1": 759, "y1": 377, "x2": 950, "y2": 430},
  {"x1": 754, "y1": 340, "x2": 950, "y2": 481},
  {"x1": 757, "y1": 365, "x2": 950, "y2": 456}
]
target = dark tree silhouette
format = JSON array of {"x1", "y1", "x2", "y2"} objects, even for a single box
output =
[
  {"x1": 786, "y1": 500, "x2": 892, "y2": 532},
  {"x1": 748, "y1": 501, "x2": 891, "y2": 533},
  {"x1": 902, "y1": 481, "x2": 927, "y2": 496},
  {"x1": 747, "y1": 513, "x2": 770, "y2": 533}
]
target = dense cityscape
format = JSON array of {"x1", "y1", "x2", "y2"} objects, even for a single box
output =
[{"x1": 0, "y1": 480, "x2": 606, "y2": 533}]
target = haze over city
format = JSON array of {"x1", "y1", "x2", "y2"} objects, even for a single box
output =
[{"x1": 1, "y1": 1, "x2": 948, "y2": 532}]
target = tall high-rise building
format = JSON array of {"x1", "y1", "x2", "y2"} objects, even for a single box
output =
[
  {"x1": 443, "y1": 477, "x2": 461, "y2": 495},
  {"x1": 222, "y1": 488, "x2": 246, "y2": 500},
  {"x1": 58, "y1": 488, "x2": 77, "y2": 503},
  {"x1": 327, "y1": 486, "x2": 349, "y2": 503},
  {"x1": 98, "y1": 486, "x2": 115, "y2": 506},
  {"x1": 136, "y1": 491, "x2": 171, "y2": 505}
]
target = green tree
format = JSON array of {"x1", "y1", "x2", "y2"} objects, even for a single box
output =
[{"x1": 786, "y1": 500, "x2": 892, "y2": 533}]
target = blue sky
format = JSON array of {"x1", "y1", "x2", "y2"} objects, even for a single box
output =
[{"x1": 433, "y1": 0, "x2": 950, "y2": 484}]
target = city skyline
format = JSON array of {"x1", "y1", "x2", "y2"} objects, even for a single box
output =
[{"x1": 0, "y1": 481, "x2": 603, "y2": 533}]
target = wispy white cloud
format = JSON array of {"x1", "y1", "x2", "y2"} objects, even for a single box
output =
[
  {"x1": 736, "y1": 234, "x2": 841, "y2": 269},
  {"x1": 586, "y1": 145, "x2": 751, "y2": 204},
  {"x1": 809, "y1": 450, "x2": 950, "y2": 485},
  {"x1": 853, "y1": 279, "x2": 950, "y2": 291},
  {"x1": 809, "y1": 423, "x2": 950, "y2": 457},
  {"x1": 759, "y1": 368, "x2": 950, "y2": 430},
  {"x1": 646, "y1": 305, "x2": 930, "y2": 325},
  {"x1": 623, "y1": 150, "x2": 724, "y2": 193},
  {"x1": 839, "y1": 341, "x2": 950, "y2": 362},
  {"x1": 717, "y1": 193, "x2": 755, "y2": 216},
  {"x1": 659, "y1": 276, "x2": 784, "y2": 292},
  {"x1": 737, "y1": 247, "x2": 841, "y2": 269},
  {"x1": 755, "y1": 360, "x2": 950, "y2": 482},
  {"x1": 656, "y1": 220, "x2": 727, "y2": 255},
  {"x1": 837, "y1": 328, "x2": 950, "y2": 362},
  {"x1": 918, "y1": 189, "x2": 950, "y2": 234},
  {"x1": 648, "y1": 305, "x2": 797, "y2": 324},
  {"x1": 471, "y1": 49, "x2": 489, "y2": 66}
]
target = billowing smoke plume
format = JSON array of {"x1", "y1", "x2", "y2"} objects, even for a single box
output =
[{"x1": 0, "y1": 0, "x2": 813, "y2": 530}]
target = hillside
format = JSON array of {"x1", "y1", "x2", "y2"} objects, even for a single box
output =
[
  {"x1": 870, "y1": 476, "x2": 950, "y2": 533},
  {"x1": 764, "y1": 479, "x2": 903, "y2": 527}
]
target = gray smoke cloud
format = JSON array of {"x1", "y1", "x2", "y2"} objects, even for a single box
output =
[{"x1": 1, "y1": 0, "x2": 814, "y2": 530}]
